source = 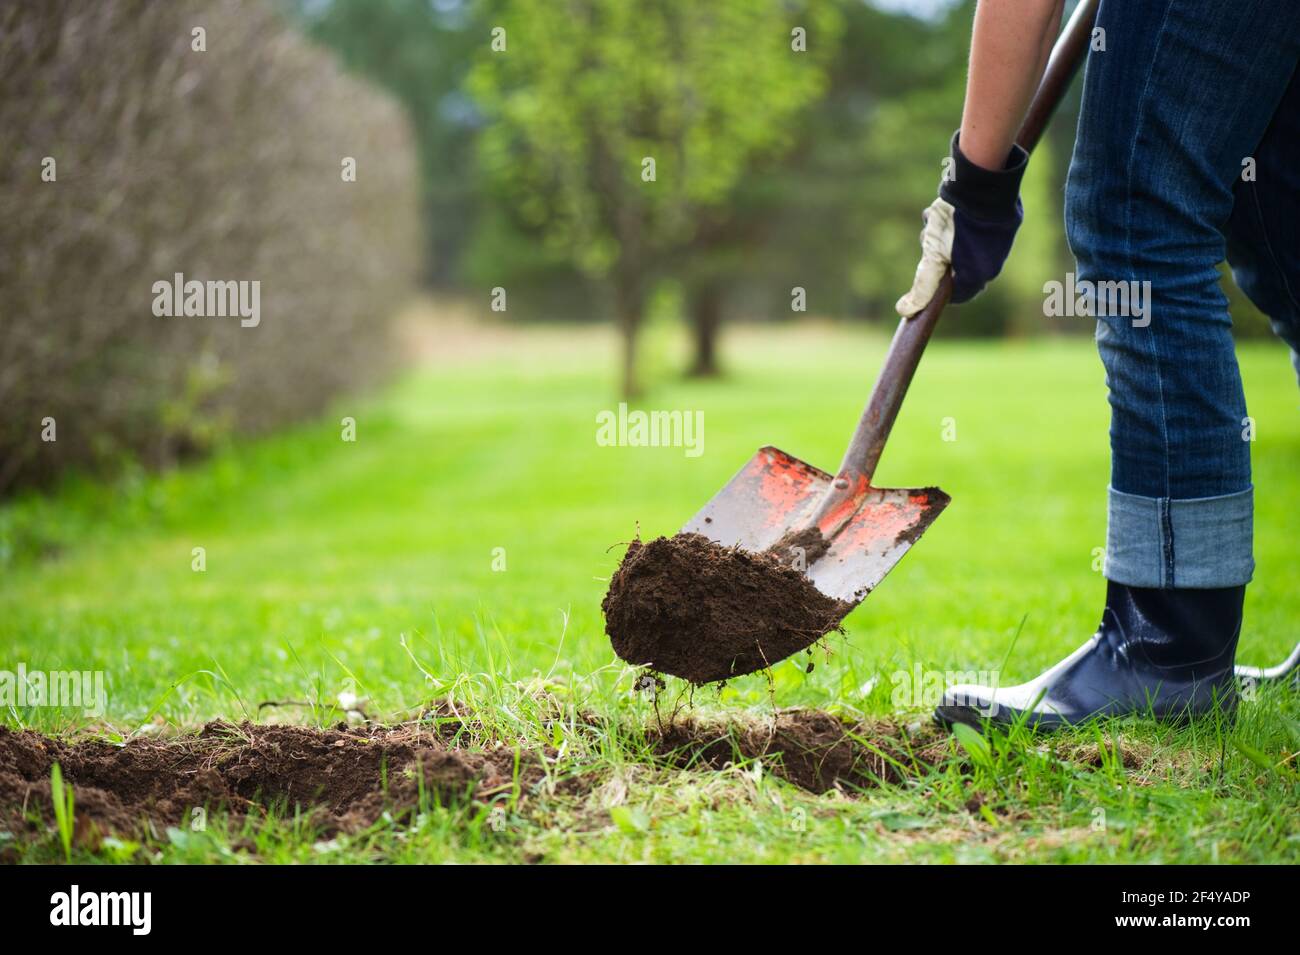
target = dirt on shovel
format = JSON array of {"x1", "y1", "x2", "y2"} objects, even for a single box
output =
[{"x1": 603, "y1": 532, "x2": 852, "y2": 685}]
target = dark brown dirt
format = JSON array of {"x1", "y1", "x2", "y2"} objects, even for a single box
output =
[
  {"x1": 651, "y1": 709, "x2": 945, "y2": 794},
  {"x1": 0, "y1": 720, "x2": 566, "y2": 846},
  {"x1": 603, "y1": 533, "x2": 852, "y2": 684},
  {"x1": 891, "y1": 489, "x2": 948, "y2": 547},
  {"x1": 766, "y1": 525, "x2": 834, "y2": 568}
]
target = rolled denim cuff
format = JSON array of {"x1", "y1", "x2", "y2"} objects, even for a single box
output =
[{"x1": 1105, "y1": 486, "x2": 1254, "y2": 588}]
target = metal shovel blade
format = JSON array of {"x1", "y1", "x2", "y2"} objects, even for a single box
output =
[
  {"x1": 682, "y1": 446, "x2": 949, "y2": 606},
  {"x1": 666, "y1": 0, "x2": 1099, "y2": 648}
]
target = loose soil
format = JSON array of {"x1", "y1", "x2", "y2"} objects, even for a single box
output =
[
  {"x1": 0, "y1": 709, "x2": 942, "y2": 850},
  {"x1": 603, "y1": 533, "x2": 853, "y2": 684},
  {"x1": 652, "y1": 709, "x2": 945, "y2": 794},
  {"x1": 766, "y1": 525, "x2": 834, "y2": 567},
  {"x1": 0, "y1": 720, "x2": 566, "y2": 846},
  {"x1": 0, "y1": 699, "x2": 1151, "y2": 855}
]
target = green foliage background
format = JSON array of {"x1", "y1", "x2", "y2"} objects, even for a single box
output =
[{"x1": 294, "y1": 0, "x2": 1276, "y2": 342}]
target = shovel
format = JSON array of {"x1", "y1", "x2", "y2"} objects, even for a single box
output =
[{"x1": 682, "y1": 0, "x2": 1101, "y2": 608}]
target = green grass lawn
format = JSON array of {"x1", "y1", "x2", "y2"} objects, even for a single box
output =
[{"x1": 2, "y1": 318, "x2": 1298, "y2": 863}]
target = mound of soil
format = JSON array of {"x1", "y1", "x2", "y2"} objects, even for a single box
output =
[
  {"x1": 652, "y1": 709, "x2": 943, "y2": 794},
  {"x1": 0, "y1": 721, "x2": 563, "y2": 846},
  {"x1": 603, "y1": 533, "x2": 852, "y2": 684}
]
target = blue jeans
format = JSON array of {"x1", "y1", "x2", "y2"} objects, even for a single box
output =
[{"x1": 1065, "y1": 0, "x2": 1300, "y2": 588}]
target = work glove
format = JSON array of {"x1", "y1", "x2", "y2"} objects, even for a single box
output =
[{"x1": 896, "y1": 131, "x2": 1029, "y2": 317}]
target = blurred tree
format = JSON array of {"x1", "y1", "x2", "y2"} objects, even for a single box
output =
[
  {"x1": 711, "y1": 1, "x2": 969, "y2": 330},
  {"x1": 838, "y1": 1, "x2": 1067, "y2": 336},
  {"x1": 468, "y1": 0, "x2": 838, "y2": 396},
  {"x1": 293, "y1": 0, "x2": 1099, "y2": 349},
  {"x1": 728, "y1": 1, "x2": 1072, "y2": 338},
  {"x1": 291, "y1": 0, "x2": 483, "y2": 285}
]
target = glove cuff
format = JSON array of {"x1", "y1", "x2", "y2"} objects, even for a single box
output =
[{"x1": 939, "y1": 130, "x2": 1028, "y2": 221}]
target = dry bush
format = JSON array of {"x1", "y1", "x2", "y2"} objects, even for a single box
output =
[{"x1": 0, "y1": 0, "x2": 421, "y2": 493}]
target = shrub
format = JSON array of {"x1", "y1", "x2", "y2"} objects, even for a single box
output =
[{"x1": 0, "y1": 0, "x2": 421, "y2": 494}]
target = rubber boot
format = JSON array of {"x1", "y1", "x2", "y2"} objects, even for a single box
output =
[{"x1": 935, "y1": 581, "x2": 1244, "y2": 731}]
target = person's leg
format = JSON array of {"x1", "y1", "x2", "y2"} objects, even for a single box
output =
[
  {"x1": 1071, "y1": 0, "x2": 1299, "y2": 589},
  {"x1": 1225, "y1": 64, "x2": 1300, "y2": 384},
  {"x1": 939, "y1": 0, "x2": 1300, "y2": 730}
]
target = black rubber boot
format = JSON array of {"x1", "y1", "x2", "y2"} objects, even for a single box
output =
[{"x1": 935, "y1": 581, "x2": 1244, "y2": 732}]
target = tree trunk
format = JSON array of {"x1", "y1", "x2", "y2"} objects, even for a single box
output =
[
  {"x1": 615, "y1": 278, "x2": 643, "y2": 399},
  {"x1": 687, "y1": 282, "x2": 723, "y2": 378}
]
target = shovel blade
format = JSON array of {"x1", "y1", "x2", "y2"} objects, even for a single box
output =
[{"x1": 682, "y1": 446, "x2": 949, "y2": 605}]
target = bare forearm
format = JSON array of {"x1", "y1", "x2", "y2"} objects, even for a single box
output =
[{"x1": 959, "y1": 0, "x2": 1065, "y2": 169}]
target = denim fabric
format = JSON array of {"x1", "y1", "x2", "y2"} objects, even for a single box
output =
[
  {"x1": 1065, "y1": 0, "x2": 1300, "y2": 588},
  {"x1": 1105, "y1": 485, "x2": 1254, "y2": 588}
]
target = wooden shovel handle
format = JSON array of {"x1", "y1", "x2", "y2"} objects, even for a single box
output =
[{"x1": 840, "y1": 0, "x2": 1099, "y2": 487}]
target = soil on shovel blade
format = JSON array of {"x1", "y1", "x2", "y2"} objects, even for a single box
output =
[
  {"x1": 603, "y1": 533, "x2": 853, "y2": 685},
  {"x1": 765, "y1": 525, "x2": 835, "y2": 568}
]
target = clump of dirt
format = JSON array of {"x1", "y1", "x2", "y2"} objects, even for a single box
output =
[
  {"x1": 651, "y1": 709, "x2": 944, "y2": 794},
  {"x1": 603, "y1": 533, "x2": 852, "y2": 684},
  {"x1": 766, "y1": 525, "x2": 834, "y2": 568},
  {"x1": 0, "y1": 721, "x2": 567, "y2": 846}
]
